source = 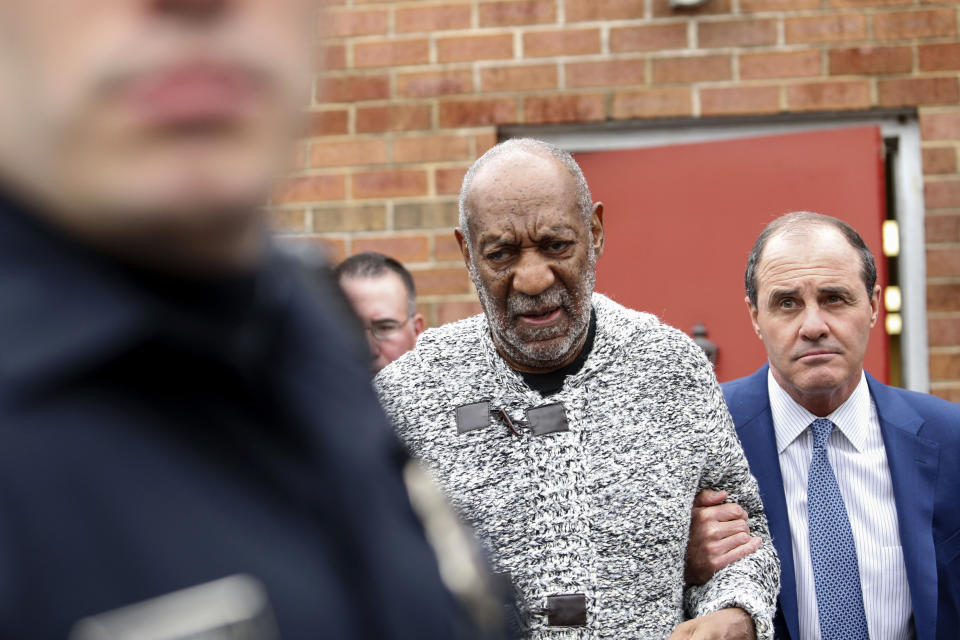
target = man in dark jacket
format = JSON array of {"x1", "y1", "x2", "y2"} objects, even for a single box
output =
[{"x1": 0, "y1": 1, "x2": 499, "y2": 638}]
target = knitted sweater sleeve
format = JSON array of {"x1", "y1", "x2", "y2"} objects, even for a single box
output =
[{"x1": 682, "y1": 364, "x2": 780, "y2": 640}]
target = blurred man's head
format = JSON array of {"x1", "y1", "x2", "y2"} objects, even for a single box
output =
[
  {"x1": 335, "y1": 252, "x2": 425, "y2": 374},
  {"x1": 0, "y1": 0, "x2": 315, "y2": 272},
  {"x1": 455, "y1": 138, "x2": 604, "y2": 373},
  {"x1": 744, "y1": 211, "x2": 880, "y2": 416}
]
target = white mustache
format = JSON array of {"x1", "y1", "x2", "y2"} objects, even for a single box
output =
[{"x1": 507, "y1": 286, "x2": 570, "y2": 317}]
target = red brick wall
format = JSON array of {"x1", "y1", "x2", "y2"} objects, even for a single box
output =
[{"x1": 275, "y1": 0, "x2": 960, "y2": 400}]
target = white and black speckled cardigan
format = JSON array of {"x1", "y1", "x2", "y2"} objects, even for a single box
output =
[{"x1": 375, "y1": 293, "x2": 779, "y2": 639}]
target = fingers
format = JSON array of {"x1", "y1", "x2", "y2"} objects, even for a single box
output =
[
  {"x1": 715, "y1": 536, "x2": 763, "y2": 566},
  {"x1": 693, "y1": 489, "x2": 728, "y2": 508},
  {"x1": 691, "y1": 501, "x2": 748, "y2": 525}
]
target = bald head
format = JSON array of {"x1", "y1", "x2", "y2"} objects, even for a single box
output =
[{"x1": 458, "y1": 138, "x2": 593, "y2": 247}]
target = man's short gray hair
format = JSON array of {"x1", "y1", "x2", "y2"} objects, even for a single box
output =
[{"x1": 458, "y1": 138, "x2": 593, "y2": 247}]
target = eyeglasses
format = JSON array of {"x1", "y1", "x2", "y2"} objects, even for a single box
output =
[{"x1": 365, "y1": 315, "x2": 413, "y2": 342}]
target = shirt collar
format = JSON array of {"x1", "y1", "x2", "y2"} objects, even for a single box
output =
[{"x1": 768, "y1": 368, "x2": 871, "y2": 453}]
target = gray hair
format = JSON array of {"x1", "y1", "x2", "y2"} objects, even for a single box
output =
[
  {"x1": 744, "y1": 211, "x2": 878, "y2": 307},
  {"x1": 457, "y1": 138, "x2": 593, "y2": 247}
]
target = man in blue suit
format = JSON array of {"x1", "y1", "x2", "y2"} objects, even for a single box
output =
[{"x1": 690, "y1": 211, "x2": 959, "y2": 640}]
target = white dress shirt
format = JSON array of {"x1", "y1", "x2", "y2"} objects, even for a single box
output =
[{"x1": 768, "y1": 370, "x2": 914, "y2": 640}]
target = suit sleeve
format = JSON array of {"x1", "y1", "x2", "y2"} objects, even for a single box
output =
[{"x1": 683, "y1": 362, "x2": 780, "y2": 640}]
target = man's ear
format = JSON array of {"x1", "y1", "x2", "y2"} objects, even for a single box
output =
[
  {"x1": 746, "y1": 296, "x2": 762, "y2": 340},
  {"x1": 455, "y1": 228, "x2": 472, "y2": 272},
  {"x1": 869, "y1": 284, "x2": 881, "y2": 328},
  {"x1": 412, "y1": 313, "x2": 426, "y2": 336},
  {"x1": 591, "y1": 202, "x2": 605, "y2": 259}
]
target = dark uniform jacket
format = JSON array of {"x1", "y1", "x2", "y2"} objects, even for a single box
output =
[{"x1": 0, "y1": 197, "x2": 481, "y2": 639}]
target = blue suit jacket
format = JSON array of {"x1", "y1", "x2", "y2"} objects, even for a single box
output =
[{"x1": 722, "y1": 365, "x2": 960, "y2": 640}]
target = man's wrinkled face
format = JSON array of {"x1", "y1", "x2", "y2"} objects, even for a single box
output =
[
  {"x1": 339, "y1": 272, "x2": 424, "y2": 374},
  {"x1": 748, "y1": 225, "x2": 879, "y2": 414},
  {"x1": 456, "y1": 151, "x2": 604, "y2": 373},
  {"x1": 0, "y1": 0, "x2": 314, "y2": 268}
]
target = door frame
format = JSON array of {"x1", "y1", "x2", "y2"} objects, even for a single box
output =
[{"x1": 503, "y1": 109, "x2": 929, "y2": 393}]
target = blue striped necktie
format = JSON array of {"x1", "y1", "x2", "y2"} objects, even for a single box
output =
[{"x1": 807, "y1": 418, "x2": 869, "y2": 639}]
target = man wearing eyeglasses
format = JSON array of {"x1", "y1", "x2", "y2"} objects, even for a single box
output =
[{"x1": 336, "y1": 252, "x2": 426, "y2": 374}]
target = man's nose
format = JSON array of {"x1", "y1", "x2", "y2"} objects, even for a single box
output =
[
  {"x1": 512, "y1": 253, "x2": 555, "y2": 297},
  {"x1": 798, "y1": 306, "x2": 829, "y2": 341}
]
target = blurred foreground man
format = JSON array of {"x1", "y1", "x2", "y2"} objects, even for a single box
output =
[
  {"x1": 701, "y1": 212, "x2": 960, "y2": 639},
  {"x1": 0, "y1": 1, "x2": 497, "y2": 638},
  {"x1": 376, "y1": 138, "x2": 779, "y2": 639},
  {"x1": 335, "y1": 252, "x2": 425, "y2": 374}
]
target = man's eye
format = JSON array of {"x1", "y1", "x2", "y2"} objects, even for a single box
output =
[
  {"x1": 545, "y1": 241, "x2": 569, "y2": 253},
  {"x1": 486, "y1": 249, "x2": 506, "y2": 261},
  {"x1": 373, "y1": 321, "x2": 401, "y2": 332},
  {"x1": 826, "y1": 295, "x2": 844, "y2": 304},
  {"x1": 779, "y1": 299, "x2": 797, "y2": 309}
]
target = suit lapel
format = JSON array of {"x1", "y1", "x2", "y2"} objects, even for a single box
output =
[
  {"x1": 731, "y1": 367, "x2": 800, "y2": 640},
  {"x1": 868, "y1": 375, "x2": 941, "y2": 640}
]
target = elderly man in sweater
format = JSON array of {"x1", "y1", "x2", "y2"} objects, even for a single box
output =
[{"x1": 375, "y1": 138, "x2": 779, "y2": 640}]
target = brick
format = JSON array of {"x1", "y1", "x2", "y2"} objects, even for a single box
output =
[
  {"x1": 740, "y1": 50, "x2": 822, "y2": 80},
  {"x1": 612, "y1": 88, "x2": 693, "y2": 118},
  {"x1": 874, "y1": 9, "x2": 956, "y2": 40},
  {"x1": 268, "y1": 209, "x2": 308, "y2": 233},
  {"x1": 928, "y1": 283, "x2": 960, "y2": 311},
  {"x1": 926, "y1": 213, "x2": 960, "y2": 242},
  {"x1": 929, "y1": 316, "x2": 960, "y2": 346},
  {"x1": 567, "y1": 0, "x2": 646, "y2": 22},
  {"x1": 921, "y1": 111, "x2": 960, "y2": 141},
  {"x1": 878, "y1": 77, "x2": 959, "y2": 107},
  {"x1": 438, "y1": 300, "x2": 483, "y2": 324},
  {"x1": 438, "y1": 34, "x2": 514, "y2": 63},
  {"x1": 923, "y1": 147, "x2": 958, "y2": 174},
  {"x1": 317, "y1": 45, "x2": 346, "y2": 71},
  {"x1": 317, "y1": 74, "x2": 389, "y2": 103},
  {"x1": 292, "y1": 142, "x2": 307, "y2": 170},
  {"x1": 397, "y1": 70, "x2": 474, "y2": 98},
  {"x1": 930, "y1": 351, "x2": 960, "y2": 380},
  {"x1": 439, "y1": 98, "x2": 518, "y2": 127},
  {"x1": 920, "y1": 43, "x2": 960, "y2": 72},
  {"x1": 652, "y1": 55, "x2": 732, "y2": 84},
  {"x1": 396, "y1": 4, "x2": 472, "y2": 33},
  {"x1": 524, "y1": 28, "x2": 601, "y2": 58},
  {"x1": 927, "y1": 246, "x2": 960, "y2": 277},
  {"x1": 436, "y1": 167, "x2": 469, "y2": 195},
  {"x1": 652, "y1": 0, "x2": 732, "y2": 17},
  {"x1": 786, "y1": 80, "x2": 871, "y2": 111},
  {"x1": 353, "y1": 235, "x2": 431, "y2": 263},
  {"x1": 394, "y1": 135, "x2": 474, "y2": 163},
  {"x1": 353, "y1": 170, "x2": 429, "y2": 199},
  {"x1": 305, "y1": 110, "x2": 348, "y2": 137},
  {"x1": 274, "y1": 236, "x2": 346, "y2": 265},
  {"x1": 701, "y1": 85, "x2": 780, "y2": 116},
  {"x1": 434, "y1": 232, "x2": 465, "y2": 261},
  {"x1": 566, "y1": 59, "x2": 646, "y2": 89},
  {"x1": 354, "y1": 39, "x2": 430, "y2": 68},
  {"x1": 479, "y1": 1, "x2": 556, "y2": 27},
  {"x1": 925, "y1": 178, "x2": 960, "y2": 208},
  {"x1": 475, "y1": 130, "x2": 499, "y2": 156},
  {"x1": 395, "y1": 201, "x2": 460, "y2": 230},
  {"x1": 698, "y1": 19, "x2": 777, "y2": 48},
  {"x1": 931, "y1": 385, "x2": 960, "y2": 403},
  {"x1": 829, "y1": 46, "x2": 912, "y2": 75},
  {"x1": 356, "y1": 104, "x2": 432, "y2": 133},
  {"x1": 411, "y1": 267, "x2": 472, "y2": 295},
  {"x1": 523, "y1": 94, "x2": 606, "y2": 124},
  {"x1": 610, "y1": 24, "x2": 688, "y2": 53},
  {"x1": 313, "y1": 204, "x2": 387, "y2": 232},
  {"x1": 481, "y1": 64, "x2": 559, "y2": 93},
  {"x1": 827, "y1": 0, "x2": 911, "y2": 8},
  {"x1": 786, "y1": 15, "x2": 867, "y2": 44},
  {"x1": 740, "y1": 0, "x2": 819, "y2": 12},
  {"x1": 272, "y1": 175, "x2": 346, "y2": 203},
  {"x1": 310, "y1": 138, "x2": 387, "y2": 168},
  {"x1": 319, "y1": 9, "x2": 388, "y2": 37}
]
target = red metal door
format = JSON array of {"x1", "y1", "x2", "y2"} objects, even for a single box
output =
[{"x1": 575, "y1": 126, "x2": 888, "y2": 383}]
